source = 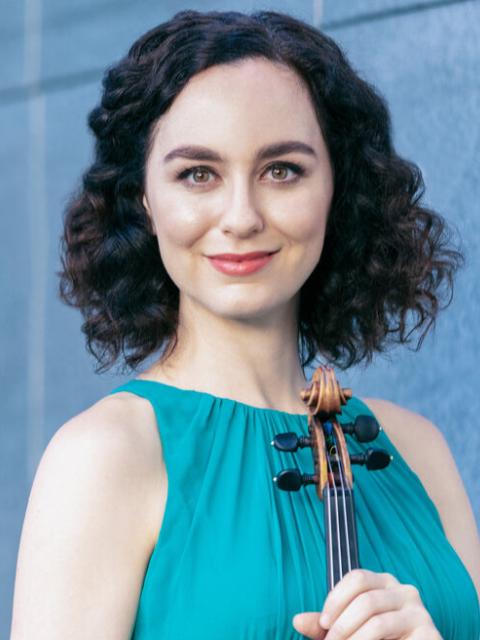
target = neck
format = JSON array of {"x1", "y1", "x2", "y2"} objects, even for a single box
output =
[{"x1": 145, "y1": 297, "x2": 310, "y2": 414}]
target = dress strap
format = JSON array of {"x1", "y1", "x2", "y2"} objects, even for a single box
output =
[{"x1": 109, "y1": 379, "x2": 163, "y2": 402}]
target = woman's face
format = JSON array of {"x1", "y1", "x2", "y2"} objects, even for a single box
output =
[{"x1": 143, "y1": 58, "x2": 334, "y2": 323}]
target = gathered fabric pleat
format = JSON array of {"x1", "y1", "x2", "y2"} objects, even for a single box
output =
[{"x1": 110, "y1": 381, "x2": 479, "y2": 640}]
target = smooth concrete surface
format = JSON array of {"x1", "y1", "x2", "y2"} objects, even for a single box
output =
[
  {"x1": 1, "y1": 0, "x2": 479, "y2": 637},
  {"x1": 323, "y1": 0, "x2": 480, "y2": 520},
  {"x1": 41, "y1": 0, "x2": 312, "y2": 81},
  {"x1": 320, "y1": 0, "x2": 464, "y2": 24}
]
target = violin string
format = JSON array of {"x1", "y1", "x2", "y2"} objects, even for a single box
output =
[
  {"x1": 332, "y1": 431, "x2": 352, "y2": 573},
  {"x1": 326, "y1": 448, "x2": 343, "y2": 582},
  {"x1": 325, "y1": 459, "x2": 334, "y2": 589}
]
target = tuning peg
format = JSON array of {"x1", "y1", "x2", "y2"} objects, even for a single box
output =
[
  {"x1": 350, "y1": 448, "x2": 392, "y2": 470},
  {"x1": 273, "y1": 468, "x2": 317, "y2": 491},
  {"x1": 271, "y1": 432, "x2": 313, "y2": 452},
  {"x1": 341, "y1": 415, "x2": 381, "y2": 442}
]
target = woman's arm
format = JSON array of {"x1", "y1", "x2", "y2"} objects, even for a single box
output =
[{"x1": 10, "y1": 392, "x2": 166, "y2": 640}]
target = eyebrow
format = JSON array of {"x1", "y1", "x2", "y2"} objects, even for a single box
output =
[
  {"x1": 163, "y1": 146, "x2": 223, "y2": 163},
  {"x1": 257, "y1": 141, "x2": 317, "y2": 160},
  {"x1": 163, "y1": 140, "x2": 317, "y2": 164}
]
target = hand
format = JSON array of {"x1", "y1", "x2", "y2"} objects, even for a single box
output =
[{"x1": 292, "y1": 569, "x2": 442, "y2": 639}]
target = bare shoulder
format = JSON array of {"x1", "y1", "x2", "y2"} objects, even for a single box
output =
[
  {"x1": 362, "y1": 398, "x2": 480, "y2": 596},
  {"x1": 35, "y1": 391, "x2": 165, "y2": 534},
  {"x1": 11, "y1": 391, "x2": 166, "y2": 639},
  {"x1": 46, "y1": 391, "x2": 163, "y2": 480},
  {"x1": 34, "y1": 389, "x2": 166, "y2": 556},
  {"x1": 361, "y1": 398, "x2": 466, "y2": 518},
  {"x1": 360, "y1": 398, "x2": 450, "y2": 479}
]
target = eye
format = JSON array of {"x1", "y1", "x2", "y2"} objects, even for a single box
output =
[
  {"x1": 263, "y1": 162, "x2": 306, "y2": 183},
  {"x1": 177, "y1": 166, "x2": 215, "y2": 187},
  {"x1": 190, "y1": 168, "x2": 210, "y2": 183}
]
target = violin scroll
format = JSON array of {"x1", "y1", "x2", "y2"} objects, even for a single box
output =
[{"x1": 300, "y1": 366, "x2": 352, "y2": 419}]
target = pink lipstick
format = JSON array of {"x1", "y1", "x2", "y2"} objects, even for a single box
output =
[{"x1": 207, "y1": 251, "x2": 278, "y2": 276}]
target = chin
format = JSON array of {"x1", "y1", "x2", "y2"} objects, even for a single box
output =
[{"x1": 206, "y1": 292, "x2": 296, "y2": 322}]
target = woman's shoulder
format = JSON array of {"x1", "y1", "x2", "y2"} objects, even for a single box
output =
[
  {"x1": 47, "y1": 391, "x2": 163, "y2": 484},
  {"x1": 360, "y1": 397, "x2": 459, "y2": 511},
  {"x1": 37, "y1": 391, "x2": 166, "y2": 551},
  {"x1": 11, "y1": 392, "x2": 167, "y2": 638},
  {"x1": 360, "y1": 398, "x2": 449, "y2": 469},
  {"x1": 361, "y1": 398, "x2": 480, "y2": 596}
]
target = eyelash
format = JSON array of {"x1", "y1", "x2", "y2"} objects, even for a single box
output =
[{"x1": 176, "y1": 162, "x2": 307, "y2": 188}]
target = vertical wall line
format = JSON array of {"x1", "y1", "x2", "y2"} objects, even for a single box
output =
[
  {"x1": 24, "y1": 0, "x2": 47, "y2": 482},
  {"x1": 313, "y1": 0, "x2": 324, "y2": 26}
]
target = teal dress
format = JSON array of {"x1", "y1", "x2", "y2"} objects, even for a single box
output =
[{"x1": 110, "y1": 380, "x2": 479, "y2": 639}]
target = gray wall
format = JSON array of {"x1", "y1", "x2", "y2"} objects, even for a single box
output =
[{"x1": 1, "y1": 0, "x2": 479, "y2": 636}]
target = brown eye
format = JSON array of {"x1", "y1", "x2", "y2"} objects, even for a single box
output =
[
  {"x1": 193, "y1": 169, "x2": 209, "y2": 183},
  {"x1": 271, "y1": 166, "x2": 288, "y2": 180},
  {"x1": 263, "y1": 163, "x2": 304, "y2": 183}
]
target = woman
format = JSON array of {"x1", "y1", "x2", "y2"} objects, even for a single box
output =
[{"x1": 11, "y1": 9, "x2": 479, "y2": 640}]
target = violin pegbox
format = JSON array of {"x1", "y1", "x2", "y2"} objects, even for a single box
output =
[
  {"x1": 271, "y1": 365, "x2": 392, "y2": 591},
  {"x1": 272, "y1": 366, "x2": 392, "y2": 499}
]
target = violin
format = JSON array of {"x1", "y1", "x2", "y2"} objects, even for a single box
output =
[{"x1": 272, "y1": 366, "x2": 391, "y2": 592}]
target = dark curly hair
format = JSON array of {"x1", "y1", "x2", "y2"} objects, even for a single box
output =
[{"x1": 59, "y1": 9, "x2": 462, "y2": 371}]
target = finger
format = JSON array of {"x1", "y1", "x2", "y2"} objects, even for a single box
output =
[
  {"x1": 321, "y1": 570, "x2": 398, "y2": 628},
  {"x1": 292, "y1": 612, "x2": 328, "y2": 640},
  {"x1": 347, "y1": 611, "x2": 416, "y2": 640},
  {"x1": 329, "y1": 592, "x2": 440, "y2": 640},
  {"x1": 323, "y1": 588, "x2": 404, "y2": 639}
]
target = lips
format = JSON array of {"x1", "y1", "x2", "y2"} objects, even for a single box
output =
[{"x1": 207, "y1": 250, "x2": 279, "y2": 276}]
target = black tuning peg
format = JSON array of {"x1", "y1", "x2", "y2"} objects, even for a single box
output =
[
  {"x1": 271, "y1": 432, "x2": 313, "y2": 452},
  {"x1": 350, "y1": 448, "x2": 392, "y2": 471},
  {"x1": 341, "y1": 415, "x2": 381, "y2": 442},
  {"x1": 273, "y1": 468, "x2": 317, "y2": 491}
]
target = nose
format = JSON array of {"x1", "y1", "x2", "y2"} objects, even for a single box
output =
[{"x1": 219, "y1": 179, "x2": 264, "y2": 238}]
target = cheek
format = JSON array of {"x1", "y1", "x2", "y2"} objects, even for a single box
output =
[
  {"x1": 281, "y1": 192, "x2": 329, "y2": 248},
  {"x1": 150, "y1": 198, "x2": 212, "y2": 250}
]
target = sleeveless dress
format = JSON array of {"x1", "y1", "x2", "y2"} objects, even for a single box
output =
[{"x1": 110, "y1": 380, "x2": 480, "y2": 640}]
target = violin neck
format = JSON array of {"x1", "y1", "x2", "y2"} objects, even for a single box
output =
[{"x1": 323, "y1": 486, "x2": 360, "y2": 592}]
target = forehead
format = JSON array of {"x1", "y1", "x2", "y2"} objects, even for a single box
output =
[{"x1": 150, "y1": 58, "x2": 323, "y2": 154}]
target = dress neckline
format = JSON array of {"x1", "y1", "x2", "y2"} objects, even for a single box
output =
[{"x1": 130, "y1": 376, "x2": 310, "y2": 419}]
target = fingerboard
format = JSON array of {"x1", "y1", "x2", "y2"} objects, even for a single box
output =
[{"x1": 323, "y1": 486, "x2": 360, "y2": 592}]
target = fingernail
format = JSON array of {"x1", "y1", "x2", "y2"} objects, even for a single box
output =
[{"x1": 320, "y1": 613, "x2": 330, "y2": 628}]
